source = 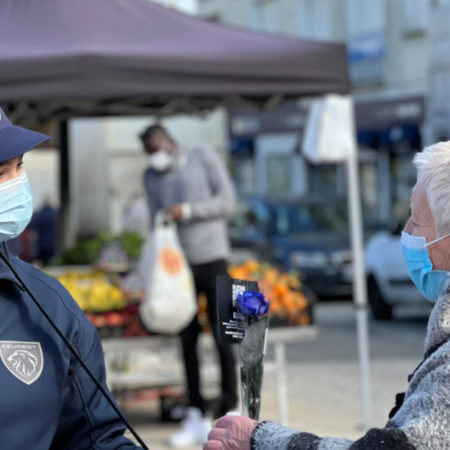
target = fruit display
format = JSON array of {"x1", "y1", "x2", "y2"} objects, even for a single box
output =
[
  {"x1": 228, "y1": 260, "x2": 314, "y2": 326},
  {"x1": 50, "y1": 267, "x2": 150, "y2": 338},
  {"x1": 85, "y1": 304, "x2": 149, "y2": 339},
  {"x1": 54, "y1": 269, "x2": 127, "y2": 312},
  {"x1": 49, "y1": 256, "x2": 312, "y2": 339}
]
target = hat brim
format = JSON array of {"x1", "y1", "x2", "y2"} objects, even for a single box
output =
[{"x1": 0, "y1": 125, "x2": 50, "y2": 163}]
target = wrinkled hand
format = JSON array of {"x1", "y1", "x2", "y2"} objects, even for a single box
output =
[
  {"x1": 203, "y1": 415, "x2": 257, "y2": 450},
  {"x1": 164, "y1": 204, "x2": 184, "y2": 222}
]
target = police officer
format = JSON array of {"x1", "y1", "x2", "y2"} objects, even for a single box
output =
[{"x1": 0, "y1": 108, "x2": 143, "y2": 449}]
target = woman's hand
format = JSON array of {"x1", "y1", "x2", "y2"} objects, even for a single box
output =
[{"x1": 203, "y1": 414, "x2": 257, "y2": 450}]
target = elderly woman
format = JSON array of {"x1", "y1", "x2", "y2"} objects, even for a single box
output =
[{"x1": 205, "y1": 142, "x2": 450, "y2": 450}]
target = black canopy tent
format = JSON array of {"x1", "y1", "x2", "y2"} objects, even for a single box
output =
[
  {"x1": 0, "y1": 0, "x2": 349, "y2": 122},
  {"x1": 0, "y1": 0, "x2": 350, "y2": 246}
]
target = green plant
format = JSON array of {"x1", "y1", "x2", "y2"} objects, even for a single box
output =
[{"x1": 61, "y1": 231, "x2": 145, "y2": 265}]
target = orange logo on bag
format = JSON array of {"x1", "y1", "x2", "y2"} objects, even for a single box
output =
[{"x1": 159, "y1": 247, "x2": 183, "y2": 275}]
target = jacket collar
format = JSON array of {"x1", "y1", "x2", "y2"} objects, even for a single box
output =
[
  {"x1": 0, "y1": 242, "x2": 22, "y2": 285},
  {"x1": 424, "y1": 292, "x2": 450, "y2": 355}
]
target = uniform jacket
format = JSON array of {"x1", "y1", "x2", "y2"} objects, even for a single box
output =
[
  {"x1": 251, "y1": 290, "x2": 450, "y2": 449},
  {"x1": 0, "y1": 243, "x2": 140, "y2": 449}
]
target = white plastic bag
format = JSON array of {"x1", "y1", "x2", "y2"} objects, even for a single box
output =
[
  {"x1": 302, "y1": 94, "x2": 357, "y2": 163},
  {"x1": 138, "y1": 212, "x2": 197, "y2": 334}
]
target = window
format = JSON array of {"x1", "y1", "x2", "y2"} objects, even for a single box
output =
[
  {"x1": 266, "y1": 154, "x2": 291, "y2": 196},
  {"x1": 251, "y1": 0, "x2": 280, "y2": 33},
  {"x1": 347, "y1": 0, "x2": 385, "y2": 36},
  {"x1": 402, "y1": 0, "x2": 429, "y2": 34},
  {"x1": 296, "y1": 0, "x2": 335, "y2": 40}
]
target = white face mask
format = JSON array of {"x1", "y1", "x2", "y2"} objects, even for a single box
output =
[{"x1": 147, "y1": 150, "x2": 174, "y2": 172}]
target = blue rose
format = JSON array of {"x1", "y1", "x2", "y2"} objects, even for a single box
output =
[{"x1": 237, "y1": 291, "x2": 270, "y2": 316}]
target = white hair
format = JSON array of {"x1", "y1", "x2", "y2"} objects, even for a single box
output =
[{"x1": 413, "y1": 141, "x2": 450, "y2": 235}]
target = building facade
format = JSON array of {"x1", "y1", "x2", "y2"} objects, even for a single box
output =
[
  {"x1": 428, "y1": 0, "x2": 450, "y2": 143},
  {"x1": 69, "y1": 0, "x2": 441, "y2": 240},
  {"x1": 198, "y1": 0, "x2": 434, "y2": 229}
]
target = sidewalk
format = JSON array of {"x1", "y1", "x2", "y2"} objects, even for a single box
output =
[
  {"x1": 123, "y1": 359, "x2": 366, "y2": 450},
  {"x1": 107, "y1": 329, "x2": 317, "y2": 449},
  {"x1": 118, "y1": 302, "x2": 426, "y2": 449},
  {"x1": 125, "y1": 358, "x2": 419, "y2": 449}
]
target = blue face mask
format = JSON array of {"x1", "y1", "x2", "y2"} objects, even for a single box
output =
[
  {"x1": 401, "y1": 230, "x2": 450, "y2": 302},
  {"x1": 0, "y1": 172, "x2": 33, "y2": 243}
]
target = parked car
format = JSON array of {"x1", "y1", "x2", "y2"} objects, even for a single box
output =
[
  {"x1": 228, "y1": 198, "x2": 275, "y2": 264},
  {"x1": 364, "y1": 225, "x2": 429, "y2": 320},
  {"x1": 228, "y1": 197, "x2": 354, "y2": 299},
  {"x1": 229, "y1": 197, "x2": 430, "y2": 317}
]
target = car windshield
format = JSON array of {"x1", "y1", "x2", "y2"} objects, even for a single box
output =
[
  {"x1": 271, "y1": 202, "x2": 348, "y2": 235},
  {"x1": 229, "y1": 200, "x2": 272, "y2": 229}
]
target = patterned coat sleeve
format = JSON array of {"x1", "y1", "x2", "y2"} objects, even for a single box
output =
[
  {"x1": 251, "y1": 422, "x2": 415, "y2": 450},
  {"x1": 251, "y1": 294, "x2": 450, "y2": 450}
]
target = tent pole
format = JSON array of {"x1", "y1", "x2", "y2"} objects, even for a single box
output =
[
  {"x1": 346, "y1": 152, "x2": 372, "y2": 430},
  {"x1": 58, "y1": 120, "x2": 70, "y2": 254}
]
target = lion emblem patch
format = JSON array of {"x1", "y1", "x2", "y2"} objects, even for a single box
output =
[{"x1": 0, "y1": 341, "x2": 43, "y2": 385}]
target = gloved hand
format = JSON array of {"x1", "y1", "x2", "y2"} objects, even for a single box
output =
[{"x1": 203, "y1": 414, "x2": 258, "y2": 450}]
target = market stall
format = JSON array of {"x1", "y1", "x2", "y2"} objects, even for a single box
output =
[
  {"x1": 46, "y1": 233, "x2": 316, "y2": 418},
  {"x1": 0, "y1": 0, "x2": 350, "y2": 422},
  {"x1": 51, "y1": 238, "x2": 315, "y2": 336}
]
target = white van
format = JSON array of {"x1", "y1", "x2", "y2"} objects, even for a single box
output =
[{"x1": 365, "y1": 230, "x2": 429, "y2": 320}]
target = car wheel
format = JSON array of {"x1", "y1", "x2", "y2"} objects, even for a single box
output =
[{"x1": 367, "y1": 275, "x2": 393, "y2": 320}]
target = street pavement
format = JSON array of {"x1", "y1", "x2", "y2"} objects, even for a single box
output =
[{"x1": 122, "y1": 301, "x2": 429, "y2": 449}]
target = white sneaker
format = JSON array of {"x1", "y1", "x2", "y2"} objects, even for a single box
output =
[{"x1": 168, "y1": 407, "x2": 212, "y2": 447}]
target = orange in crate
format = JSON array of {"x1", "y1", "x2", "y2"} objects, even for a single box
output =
[
  {"x1": 229, "y1": 260, "x2": 314, "y2": 327},
  {"x1": 159, "y1": 247, "x2": 183, "y2": 275}
]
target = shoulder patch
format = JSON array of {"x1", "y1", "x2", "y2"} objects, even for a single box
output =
[{"x1": 0, "y1": 341, "x2": 44, "y2": 385}]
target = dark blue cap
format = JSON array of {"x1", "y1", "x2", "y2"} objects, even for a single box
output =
[{"x1": 0, "y1": 107, "x2": 50, "y2": 163}]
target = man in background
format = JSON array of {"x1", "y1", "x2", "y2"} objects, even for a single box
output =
[{"x1": 140, "y1": 124, "x2": 238, "y2": 447}]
